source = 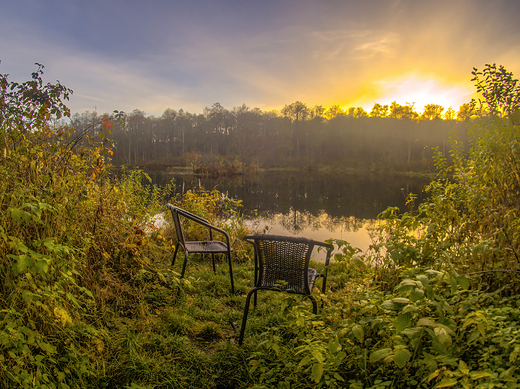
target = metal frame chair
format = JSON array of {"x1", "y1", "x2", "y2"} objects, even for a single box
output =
[
  {"x1": 238, "y1": 233, "x2": 333, "y2": 344},
  {"x1": 167, "y1": 203, "x2": 234, "y2": 293}
]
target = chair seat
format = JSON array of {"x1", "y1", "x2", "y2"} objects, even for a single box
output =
[
  {"x1": 185, "y1": 240, "x2": 231, "y2": 253},
  {"x1": 260, "y1": 267, "x2": 318, "y2": 292}
]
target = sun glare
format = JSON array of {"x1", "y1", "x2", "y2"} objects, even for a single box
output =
[{"x1": 372, "y1": 76, "x2": 474, "y2": 113}]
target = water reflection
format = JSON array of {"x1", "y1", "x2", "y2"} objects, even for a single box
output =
[
  {"x1": 147, "y1": 169, "x2": 431, "y2": 251},
  {"x1": 250, "y1": 210, "x2": 374, "y2": 253}
]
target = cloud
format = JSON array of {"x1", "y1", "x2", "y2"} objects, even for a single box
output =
[{"x1": 2, "y1": 0, "x2": 520, "y2": 117}]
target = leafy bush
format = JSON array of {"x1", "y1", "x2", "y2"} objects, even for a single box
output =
[{"x1": 0, "y1": 65, "x2": 177, "y2": 388}]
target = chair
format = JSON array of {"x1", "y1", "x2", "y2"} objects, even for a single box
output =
[
  {"x1": 167, "y1": 203, "x2": 234, "y2": 294},
  {"x1": 238, "y1": 233, "x2": 333, "y2": 344}
]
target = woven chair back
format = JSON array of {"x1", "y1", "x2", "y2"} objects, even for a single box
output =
[{"x1": 253, "y1": 235, "x2": 315, "y2": 295}]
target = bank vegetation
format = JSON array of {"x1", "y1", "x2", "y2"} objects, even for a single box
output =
[{"x1": 0, "y1": 63, "x2": 519, "y2": 388}]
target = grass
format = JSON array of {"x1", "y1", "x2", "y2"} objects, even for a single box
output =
[{"x1": 95, "y1": 250, "x2": 336, "y2": 389}]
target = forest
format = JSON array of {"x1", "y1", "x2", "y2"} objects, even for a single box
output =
[
  {"x1": 70, "y1": 100, "x2": 472, "y2": 173},
  {"x1": 0, "y1": 63, "x2": 519, "y2": 388}
]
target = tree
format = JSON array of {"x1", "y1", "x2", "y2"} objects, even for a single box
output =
[
  {"x1": 354, "y1": 107, "x2": 368, "y2": 118},
  {"x1": 444, "y1": 107, "x2": 456, "y2": 121},
  {"x1": 281, "y1": 101, "x2": 309, "y2": 122},
  {"x1": 421, "y1": 104, "x2": 444, "y2": 120},
  {"x1": 456, "y1": 103, "x2": 473, "y2": 121},
  {"x1": 472, "y1": 63, "x2": 520, "y2": 118},
  {"x1": 390, "y1": 102, "x2": 418, "y2": 119},
  {"x1": 281, "y1": 101, "x2": 310, "y2": 159},
  {"x1": 324, "y1": 105, "x2": 344, "y2": 120},
  {"x1": 311, "y1": 105, "x2": 325, "y2": 119},
  {"x1": 160, "y1": 108, "x2": 177, "y2": 158},
  {"x1": 370, "y1": 103, "x2": 389, "y2": 118},
  {"x1": 126, "y1": 109, "x2": 147, "y2": 165},
  {"x1": 1, "y1": 63, "x2": 72, "y2": 155}
]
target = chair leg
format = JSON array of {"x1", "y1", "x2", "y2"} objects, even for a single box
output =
[
  {"x1": 172, "y1": 243, "x2": 180, "y2": 267},
  {"x1": 211, "y1": 253, "x2": 216, "y2": 273},
  {"x1": 180, "y1": 252, "x2": 189, "y2": 278},
  {"x1": 321, "y1": 273, "x2": 328, "y2": 293},
  {"x1": 238, "y1": 288, "x2": 258, "y2": 345},
  {"x1": 227, "y1": 252, "x2": 235, "y2": 294},
  {"x1": 308, "y1": 295, "x2": 318, "y2": 315}
]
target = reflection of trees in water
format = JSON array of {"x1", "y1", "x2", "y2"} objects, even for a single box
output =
[
  {"x1": 261, "y1": 209, "x2": 367, "y2": 235},
  {"x1": 280, "y1": 209, "x2": 312, "y2": 234},
  {"x1": 324, "y1": 215, "x2": 365, "y2": 233},
  {"x1": 147, "y1": 170, "x2": 431, "y2": 221},
  {"x1": 228, "y1": 171, "x2": 430, "y2": 220}
]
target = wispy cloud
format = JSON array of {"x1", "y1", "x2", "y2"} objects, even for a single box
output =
[{"x1": 310, "y1": 30, "x2": 399, "y2": 61}]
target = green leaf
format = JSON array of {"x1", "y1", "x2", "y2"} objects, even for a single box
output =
[
  {"x1": 17, "y1": 255, "x2": 34, "y2": 273},
  {"x1": 298, "y1": 355, "x2": 312, "y2": 368},
  {"x1": 312, "y1": 363, "x2": 324, "y2": 383},
  {"x1": 328, "y1": 337, "x2": 341, "y2": 353},
  {"x1": 509, "y1": 345, "x2": 520, "y2": 363},
  {"x1": 352, "y1": 325, "x2": 364, "y2": 343},
  {"x1": 369, "y1": 348, "x2": 393, "y2": 363},
  {"x1": 38, "y1": 341, "x2": 56, "y2": 354},
  {"x1": 467, "y1": 330, "x2": 480, "y2": 344},
  {"x1": 410, "y1": 288, "x2": 425, "y2": 301},
  {"x1": 469, "y1": 371, "x2": 491, "y2": 380},
  {"x1": 395, "y1": 312, "x2": 412, "y2": 332},
  {"x1": 8, "y1": 207, "x2": 33, "y2": 223},
  {"x1": 381, "y1": 300, "x2": 398, "y2": 310},
  {"x1": 401, "y1": 327, "x2": 424, "y2": 339},
  {"x1": 450, "y1": 277, "x2": 458, "y2": 294},
  {"x1": 397, "y1": 279, "x2": 418, "y2": 292},
  {"x1": 435, "y1": 378, "x2": 459, "y2": 388},
  {"x1": 8, "y1": 238, "x2": 28, "y2": 253},
  {"x1": 457, "y1": 276, "x2": 470, "y2": 290},
  {"x1": 425, "y1": 269, "x2": 444, "y2": 277},
  {"x1": 311, "y1": 350, "x2": 324, "y2": 364},
  {"x1": 35, "y1": 260, "x2": 49, "y2": 275},
  {"x1": 22, "y1": 290, "x2": 34, "y2": 304},
  {"x1": 417, "y1": 317, "x2": 437, "y2": 327},
  {"x1": 393, "y1": 348, "x2": 410, "y2": 368},
  {"x1": 417, "y1": 275, "x2": 430, "y2": 286},
  {"x1": 458, "y1": 360, "x2": 469, "y2": 374},
  {"x1": 434, "y1": 327, "x2": 452, "y2": 349}
]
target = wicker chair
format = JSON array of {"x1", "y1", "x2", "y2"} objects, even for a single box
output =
[
  {"x1": 167, "y1": 204, "x2": 234, "y2": 293},
  {"x1": 238, "y1": 233, "x2": 333, "y2": 344}
]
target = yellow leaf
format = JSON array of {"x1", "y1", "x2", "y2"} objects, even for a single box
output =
[{"x1": 54, "y1": 307, "x2": 72, "y2": 326}]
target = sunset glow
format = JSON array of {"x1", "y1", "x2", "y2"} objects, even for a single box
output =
[
  {"x1": 1, "y1": 1, "x2": 519, "y2": 116},
  {"x1": 368, "y1": 75, "x2": 475, "y2": 113}
]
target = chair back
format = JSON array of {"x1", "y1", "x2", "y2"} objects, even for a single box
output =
[
  {"x1": 167, "y1": 204, "x2": 186, "y2": 247},
  {"x1": 245, "y1": 234, "x2": 316, "y2": 294}
]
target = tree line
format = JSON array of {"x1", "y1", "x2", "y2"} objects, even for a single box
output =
[{"x1": 70, "y1": 100, "x2": 473, "y2": 173}]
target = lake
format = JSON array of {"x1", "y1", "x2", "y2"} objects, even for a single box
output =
[{"x1": 146, "y1": 169, "x2": 432, "y2": 252}]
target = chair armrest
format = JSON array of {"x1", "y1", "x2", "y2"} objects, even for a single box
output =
[
  {"x1": 312, "y1": 240, "x2": 334, "y2": 266},
  {"x1": 242, "y1": 234, "x2": 256, "y2": 245},
  {"x1": 170, "y1": 204, "x2": 231, "y2": 246}
]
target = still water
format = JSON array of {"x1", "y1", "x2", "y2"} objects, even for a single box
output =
[{"x1": 148, "y1": 170, "x2": 431, "y2": 252}]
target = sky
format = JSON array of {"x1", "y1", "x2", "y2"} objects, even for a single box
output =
[{"x1": 1, "y1": 0, "x2": 520, "y2": 117}]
